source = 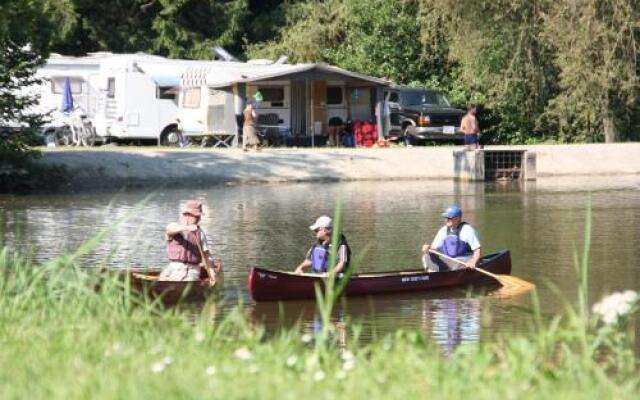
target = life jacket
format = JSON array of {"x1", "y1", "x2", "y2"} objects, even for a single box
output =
[
  {"x1": 167, "y1": 231, "x2": 202, "y2": 265},
  {"x1": 309, "y1": 234, "x2": 351, "y2": 273},
  {"x1": 362, "y1": 121, "x2": 375, "y2": 147},
  {"x1": 441, "y1": 222, "x2": 472, "y2": 258}
]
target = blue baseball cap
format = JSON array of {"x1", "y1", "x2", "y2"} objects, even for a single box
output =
[{"x1": 442, "y1": 205, "x2": 462, "y2": 219}]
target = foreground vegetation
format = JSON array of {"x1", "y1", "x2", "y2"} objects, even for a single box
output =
[{"x1": 0, "y1": 241, "x2": 638, "y2": 399}]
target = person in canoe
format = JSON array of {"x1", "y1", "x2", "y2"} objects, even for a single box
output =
[
  {"x1": 159, "y1": 200, "x2": 221, "y2": 281},
  {"x1": 421, "y1": 205, "x2": 481, "y2": 272},
  {"x1": 294, "y1": 215, "x2": 351, "y2": 275}
]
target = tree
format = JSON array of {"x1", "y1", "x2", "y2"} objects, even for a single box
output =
[
  {"x1": 438, "y1": 0, "x2": 559, "y2": 144},
  {"x1": 0, "y1": 0, "x2": 75, "y2": 166},
  {"x1": 542, "y1": 0, "x2": 640, "y2": 142}
]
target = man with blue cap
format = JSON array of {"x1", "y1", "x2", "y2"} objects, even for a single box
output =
[{"x1": 421, "y1": 205, "x2": 481, "y2": 272}]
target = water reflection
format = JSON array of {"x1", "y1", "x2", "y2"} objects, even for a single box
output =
[
  {"x1": 250, "y1": 291, "x2": 483, "y2": 354},
  {"x1": 426, "y1": 298, "x2": 481, "y2": 356},
  {"x1": 1, "y1": 176, "x2": 640, "y2": 347}
]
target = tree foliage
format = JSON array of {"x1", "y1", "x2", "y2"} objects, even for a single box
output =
[
  {"x1": 542, "y1": 0, "x2": 640, "y2": 142},
  {"x1": 2, "y1": 0, "x2": 640, "y2": 145}
]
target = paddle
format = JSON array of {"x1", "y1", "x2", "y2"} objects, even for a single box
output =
[
  {"x1": 428, "y1": 249, "x2": 535, "y2": 295},
  {"x1": 194, "y1": 226, "x2": 217, "y2": 287},
  {"x1": 132, "y1": 272, "x2": 159, "y2": 281}
]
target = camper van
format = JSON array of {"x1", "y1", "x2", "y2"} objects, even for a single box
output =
[
  {"x1": 34, "y1": 53, "x2": 206, "y2": 145},
  {"x1": 176, "y1": 60, "x2": 390, "y2": 147}
]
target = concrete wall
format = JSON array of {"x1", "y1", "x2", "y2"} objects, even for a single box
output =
[{"x1": 36, "y1": 143, "x2": 640, "y2": 190}]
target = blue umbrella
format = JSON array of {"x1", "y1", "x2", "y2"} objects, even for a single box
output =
[{"x1": 61, "y1": 77, "x2": 74, "y2": 112}]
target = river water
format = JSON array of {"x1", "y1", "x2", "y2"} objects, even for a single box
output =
[{"x1": 1, "y1": 176, "x2": 639, "y2": 352}]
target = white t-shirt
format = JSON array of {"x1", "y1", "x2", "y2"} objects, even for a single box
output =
[{"x1": 431, "y1": 223, "x2": 481, "y2": 251}]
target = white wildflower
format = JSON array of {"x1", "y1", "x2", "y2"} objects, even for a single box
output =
[
  {"x1": 301, "y1": 333, "x2": 313, "y2": 344},
  {"x1": 341, "y1": 350, "x2": 355, "y2": 362},
  {"x1": 592, "y1": 290, "x2": 639, "y2": 325},
  {"x1": 205, "y1": 366, "x2": 216, "y2": 376},
  {"x1": 342, "y1": 359, "x2": 356, "y2": 371},
  {"x1": 286, "y1": 355, "x2": 298, "y2": 367},
  {"x1": 151, "y1": 362, "x2": 165, "y2": 374},
  {"x1": 305, "y1": 354, "x2": 319, "y2": 371},
  {"x1": 112, "y1": 342, "x2": 124, "y2": 353},
  {"x1": 195, "y1": 331, "x2": 206, "y2": 343},
  {"x1": 335, "y1": 370, "x2": 348, "y2": 380},
  {"x1": 313, "y1": 370, "x2": 326, "y2": 381},
  {"x1": 248, "y1": 364, "x2": 260, "y2": 374},
  {"x1": 162, "y1": 356, "x2": 173, "y2": 365},
  {"x1": 234, "y1": 347, "x2": 253, "y2": 360},
  {"x1": 150, "y1": 344, "x2": 163, "y2": 354}
]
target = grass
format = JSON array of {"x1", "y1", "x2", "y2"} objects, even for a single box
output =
[{"x1": 0, "y1": 205, "x2": 638, "y2": 399}]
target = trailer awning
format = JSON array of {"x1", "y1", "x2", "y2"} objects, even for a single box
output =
[
  {"x1": 149, "y1": 75, "x2": 180, "y2": 87},
  {"x1": 135, "y1": 62, "x2": 186, "y2": 87}
]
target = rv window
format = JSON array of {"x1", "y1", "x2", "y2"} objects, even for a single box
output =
[
  {"x1": 182, "y1": 87, "x2": 201, "y2": 108},
  {"x1": 157, "y1": 86, "x2": 176, "y2": 100},
  {"x1": 258, "y1": 87, "x2": 284, "y2": 103},
  {"x1": 51, "y1": 78, "x2": 83, "y2": 94},
  {"x1": 327, "y1": 86, "x2": 343, "y2": 105},
  {"x1": 107, "y1": 78, "x2": 115, "y2": 98}
]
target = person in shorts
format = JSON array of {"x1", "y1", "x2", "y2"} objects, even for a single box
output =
[{"x1": 460, "y1": 104, "x2": 480, "y2": 151}]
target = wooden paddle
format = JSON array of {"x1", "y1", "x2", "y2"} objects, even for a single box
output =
[
  {"x1": 194, "y1": 227, "x2": 217, "y2": 287},
  {"x1": 132, "y1": 272, "x2": 160, "y2": 281},
  {"x1": 428, "y1": 249, "x2": 535, "y2": 295}
]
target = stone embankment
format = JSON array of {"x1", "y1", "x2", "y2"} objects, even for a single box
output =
[{"x1": 35, "y1": 143, "x2": 640, "y2": 190}]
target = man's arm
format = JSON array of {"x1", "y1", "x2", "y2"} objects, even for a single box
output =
[
  {"x1": 333, "y1": 244, "x2": 348, "y2": 273},
  {"x1": 294, "y1": 259, "x2": 312, "y2": 274},
  {"x1": 166, "y1": 222, "x2": 197, "y2": 239},
  {"x1": 467, "y1": 247, "x2": 481, "y2": 268},
  {"x1": 422, "y1": 228, "x2": 445, "y2": 254}
]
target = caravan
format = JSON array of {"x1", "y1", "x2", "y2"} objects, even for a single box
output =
[
  {"x1": 33, "y1": 53, "x2": 206, "y2": 145},
  {"x1": 176, "y1": 60, "x2": 391, "y2": 147}
]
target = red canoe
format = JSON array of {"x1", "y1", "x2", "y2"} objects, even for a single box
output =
[
  {"x1": 123, "y1": 267, "x2": 220, "y2": 304},
  {"x1": 248, "y1": 250, "x2": 511, "y2": 302}
]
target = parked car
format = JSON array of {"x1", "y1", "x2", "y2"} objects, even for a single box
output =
[{"x1": 383, "y1": 86, "x2": 465, "y2": 144}]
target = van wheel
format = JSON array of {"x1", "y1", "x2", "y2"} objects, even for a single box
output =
[{"x1": 160, "y1": 127, "x2": 183, "y2": 147}]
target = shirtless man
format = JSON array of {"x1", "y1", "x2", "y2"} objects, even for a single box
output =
[{"x1": 460, "y1": 104, "x2": 480, "y2": 151}]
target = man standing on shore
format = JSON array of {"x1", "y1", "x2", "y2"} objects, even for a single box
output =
[
  {"x1": 460, "y1": 104, "x2": 480, "y2": 151},
  {"x1": 242, "y1": 97, "x2": 261, "y2": 152}
]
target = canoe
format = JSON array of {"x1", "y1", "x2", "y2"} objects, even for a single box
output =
[
  {"x1": 248, "y1": 250, "x2": 511, "y2": 302},
  {"x1": 123, "y1": 267, "x2": 220, "y2": 304}
]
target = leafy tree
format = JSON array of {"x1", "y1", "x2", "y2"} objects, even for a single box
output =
[
  {"x1": 439, "y1": 0, "x2": 559, "y2": 144},
  {"x1": 542, "y1": 0, "x2": 640, "y2": 142},
  {"x1": 0, "y1": 0, "x2": 75, "y2": 165}
]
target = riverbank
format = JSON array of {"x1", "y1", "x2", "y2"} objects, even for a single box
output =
[{"x1": 32, "y1": 143, "x2": 640, "y2": 191}]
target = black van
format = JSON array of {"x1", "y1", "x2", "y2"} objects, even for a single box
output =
[{"x1": 383, "y1": 87, "x2": 465, "y2": 144}]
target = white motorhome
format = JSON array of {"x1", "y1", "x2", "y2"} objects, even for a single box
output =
[
  {"x1": 34, "y1": 53, "x2": 207, "y2": 145},
  {"x1": 176, "y1": 60, "x2": 390, "y2": 147}
]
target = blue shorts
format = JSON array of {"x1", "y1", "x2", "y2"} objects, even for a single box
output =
[{"x1": 464, "y1": 134, "x2": 478, "y2": 145}]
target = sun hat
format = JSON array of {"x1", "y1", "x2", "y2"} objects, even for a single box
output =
[
  {"x1": 181, "y1": 200, "x2": 203, "y2": 217},
  {"x1": 442, "y1": 205, "x2": 462, "y2": 219},
  {"x1": 309, "y1": 215, "x2": 333, "y2": 231}
]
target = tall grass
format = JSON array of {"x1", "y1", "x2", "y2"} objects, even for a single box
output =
[{"x1": 0, "y1": 203, "x2": 638, "y2": 399}]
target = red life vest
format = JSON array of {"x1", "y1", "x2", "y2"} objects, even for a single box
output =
[
  {"x1": 362, "y1": 121, "x2": 375, "y2": 147},
  {"x1": 167, "y1": 231, "x2": 202, "y2": 265}
]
